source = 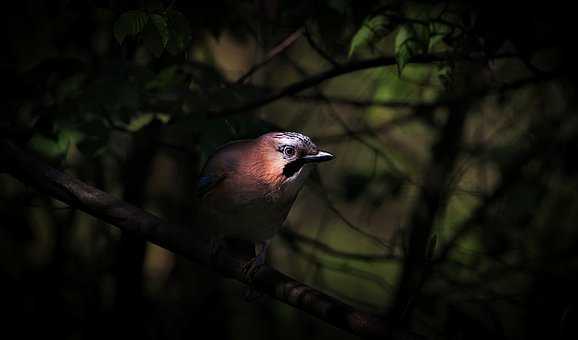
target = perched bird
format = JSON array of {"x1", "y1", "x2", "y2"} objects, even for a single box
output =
[{"x1": 197, "y1": 131, "x2": 334, "y2": 268}]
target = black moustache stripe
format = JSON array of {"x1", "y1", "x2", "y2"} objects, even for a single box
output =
[{"x1": 283, "y1": 159, "x2": 305, "y2": 177}]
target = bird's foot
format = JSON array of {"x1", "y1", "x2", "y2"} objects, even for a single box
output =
[
  {"x1": 241, "y1": 257, "x2": 266, "y2": 301},
  {"x1": 241, "y1": 254, "x2": 265, "y2": 281},
  {"x1": 241, "y1": 241, "x2": 269, "y2": 301}
]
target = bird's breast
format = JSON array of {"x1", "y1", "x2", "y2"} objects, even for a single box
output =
[{"x1": 199, "y1": 175, "x2": 302, "y2": 241}]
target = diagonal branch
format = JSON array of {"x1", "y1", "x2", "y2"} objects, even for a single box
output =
[
  {"x1": 236, "y1": 27, "x2": 305, "y2": 84},
  {"x1": 208, "y1": 53, "x2": 451, "y2": 118},
  {"x1": 0, "y1": 139, "x2": 423, "y2": 340},
  {"x1": 206, "y1": 52, "x2": 528, "y2": 118}
]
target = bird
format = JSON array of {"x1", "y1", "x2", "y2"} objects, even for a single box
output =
[{"x1": 196, "y1": 131, "x2": 334, "y2": 272}]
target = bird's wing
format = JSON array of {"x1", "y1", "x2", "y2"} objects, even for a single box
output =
[{"x1": 196, "y1": 174, "x2": 226, "y2": 199}]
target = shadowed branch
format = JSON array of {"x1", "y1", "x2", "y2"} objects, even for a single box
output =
[
  {"x1": 207, "y1": 53, "x2": 451, "y2": 118},
  {"x1": 0, "y1": 139, "x2": 423, "y2": 340}
]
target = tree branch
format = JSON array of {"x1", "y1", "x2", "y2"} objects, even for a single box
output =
[
  {"x1": 0, "y1": 139, "x2": 423, "y2": 340},
  {"x1": 280, "y1": 229, "x2": 399, "y2": 262},
  {"x1": 236, "y1": 27, "x2": 305, "y2": 84},
  {"x1": 208, "y1": 53, "x2": 451, "y2": 118},
  {"x1": 389, "y1": 101, "x2": 467, "y2": 325}
]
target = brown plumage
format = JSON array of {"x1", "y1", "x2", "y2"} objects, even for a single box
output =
[{"x1": 197, "y1": 132, "x2": 334, "y2": 242}]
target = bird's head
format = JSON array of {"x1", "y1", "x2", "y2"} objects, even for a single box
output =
[{"x1": 255, "y1": 132, "x2": 334, "y2": 185}]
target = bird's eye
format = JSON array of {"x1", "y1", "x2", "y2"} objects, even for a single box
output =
[{"x1": 283, "y1": 146, "x2": 296, "y2": 158}]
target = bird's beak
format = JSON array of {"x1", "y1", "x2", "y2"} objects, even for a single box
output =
[{"x1": 301, "y1": 150, "x2": 335, "y2": 164}]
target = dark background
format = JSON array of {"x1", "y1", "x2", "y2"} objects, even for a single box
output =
[{"x1": 1, "y1": 1, "x2": 578, "y2": 339}]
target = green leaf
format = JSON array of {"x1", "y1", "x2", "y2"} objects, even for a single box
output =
[
  {"x1": 349, "y1": 15, "x2": 388, "y2": 58},
  {"x1": 113, "y1": 10, "x2": 149, "y2": 45},
  {"x1": 428, "y1": 21, "x2": 451, "y2": 50},
  {"x1": 394, "y1": 26, "x2": 412, "y2": 73},
  {"x1": 28, "y1": 129, "x2": 78, "y2": 160},
  {"x1": 437, "y1": 65, "x2": 454, "y2": 89},
  {"x1": 150, "y1": 14, "x2": 169, "y2": 49},
  {"x1": 125, "y1": 113, "x2": 171, "y2": 133},
  {"x1": 394, "y1": 24, "x2": 429, "y2": 75},
  {"x1": 166, "y1": 10, "x2": 192, "y2": 55},
  {"x1": 142, "y1": 20, "x2": 164, "y2": 57}
]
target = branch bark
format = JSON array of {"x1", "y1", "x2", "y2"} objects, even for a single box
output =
[
  {"x1": 207, "y1": 53, "x2": 451, "y2": 118},
  {"x1": 236, "y1": 27, "x2": 305, "y2": 84},
  {"x1": 389, "y1": 102, "x2": 467, "y2": 325},
  {"x1": 0, "y1": 139, "x2": 423, "y2": 340}
]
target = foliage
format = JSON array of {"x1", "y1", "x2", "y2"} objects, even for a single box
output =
[
  {"x1": 114, "y1": 8, "x2": 192, "y2": 57},
  {"x1": 348, "y1": 15, "x2": 389, "y2": 58},
  {"x1": 2, "y1": 1, "x2": 577, "y2": 340}
]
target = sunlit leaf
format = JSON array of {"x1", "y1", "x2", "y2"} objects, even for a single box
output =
[
  {"x1": 126, "y1": 113, "x2": 170, "y2": 132},
  {"x1": 395, "y1": 24, "x2": 429, "y2": 75},
  {"x1": 113, "y1": 10, "x2": 149, "y2": 45},
  {"x1": 429, "y1": 21, "x2": 452, "y2": 50},
  {"x1": 28, "y1": 129, "x2": 80, "y2": 160},
  {"x1": 349, "y1": 15, "x2": 388, "y2": 58},
  {"x1": 150, "y1": 14, "x2": 169, "y2": 49}
]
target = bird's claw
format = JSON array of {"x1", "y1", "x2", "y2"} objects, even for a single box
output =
[
  {"x1": 241, "y1": 256, "x2": 264, "y2": 284},
  {"x1": 241, "y1": 256, "x2": 266, "y2": 302}
]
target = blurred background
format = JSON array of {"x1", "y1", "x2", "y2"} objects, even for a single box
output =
[{"x1": 2, "y1": 1, "x2": 578, "y2": 339}]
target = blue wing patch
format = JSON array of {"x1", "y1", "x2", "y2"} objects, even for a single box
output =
[{"x1": 196, "y1": 174, "x2": 225, "y2": 198}]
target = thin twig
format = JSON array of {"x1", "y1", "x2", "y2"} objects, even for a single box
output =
[
  {"x1": 236, "y1": 27, "x2": 305, "y2": 84},
  {"x1": 303, "y1": 25, "x2": 340, "y2": 68},
  {"x1": 209, "y1": 53, "x2": 452, "y2": 117}
]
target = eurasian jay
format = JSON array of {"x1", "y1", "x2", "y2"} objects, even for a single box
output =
[{"x1": 197, "y1": 131, "x2": 334, "y2": 268}]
